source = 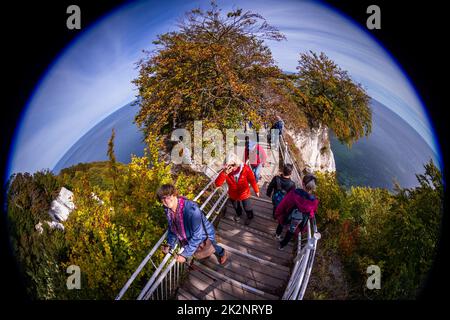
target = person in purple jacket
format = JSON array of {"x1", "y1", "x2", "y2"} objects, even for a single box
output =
[{"x1": 157, "y1": 184, "x2": 227, "y2": 264}]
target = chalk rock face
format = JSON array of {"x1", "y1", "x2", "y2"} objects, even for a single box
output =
[
  {"x1": 48, "y1": 187, "x2": 75, "y2": 222},
  {"x1": 287, "y1": 125, "x2": 336, "y2": 173},
  {"x1": 35, "y1": 222, "x2": 44, "y2": 233},
  {"x1": 35, "y1": 221, "x2": 65, "y2": 233},
  {"x1": 165, "y1": 124, "x2": 336, "y2": 178},
  {"x1": 47, "y1": 221, "x2": 65, "y2": 231}
]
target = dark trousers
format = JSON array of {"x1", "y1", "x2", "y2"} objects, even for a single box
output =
[
  {"x1": 230, "y1": 198, "x2": 254, "y2": 219},
  {"x1": 276, "y1": 224, "x2": 294, "y2": 248}
]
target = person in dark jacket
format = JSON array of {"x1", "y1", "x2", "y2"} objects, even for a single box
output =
[
  {"x1": 267, "y1": 115, "x2": 285, "y2": 148},
  {"x1": 274, "y1": 174, "x2": 319, "y2": 250},
  {"x1": 158, "y1": 184, "x2": 227, "y2": 264},
  {"x1": 266, "y1": 164, "x2": 296, "y2": 219},
  {"x1": 273, "y1": 116, "x2": 284, "y2": 135}
]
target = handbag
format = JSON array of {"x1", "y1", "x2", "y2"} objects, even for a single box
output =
[{"x1": 193, "y1": 217, "x2": 216, "y2": 259}]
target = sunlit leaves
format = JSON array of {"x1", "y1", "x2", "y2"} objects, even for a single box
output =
[
  {"x1": 134, "y1": 2, "x2": 291, "y2": 137},
  {"x1": 296, "y1": 51, "x2": 372, "y2": 146}
]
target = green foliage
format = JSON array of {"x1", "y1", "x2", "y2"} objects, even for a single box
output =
[
  {"x1": 6, "y1": 134, "x2": 209, "y2": 299},
  {"x1": 64, "y1": 184, "x2": 138, "y2": 299},
  {"x1": 378, "y1": 160, "x2": 443, "y2": 298},
  {"x1": 295, "y1": 51, "x2": 372, "y2": 146},
  {"x1": 61, "y1": 134, "x2": 207, "y2": 299},
  {"x1": 315, "y1": 172, "x2": 348, "y2": 230},
  {"x1": 314, "y1": 160, "x2": 443, "y2": 299},
  {"x1": 59, "y1": 161, "x2": 126, "y2": 191},
  {"x1": 6, "y1": 170, "x2": 68, "y2": 299}
]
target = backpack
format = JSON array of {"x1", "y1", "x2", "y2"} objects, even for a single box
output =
[
  {"x1": 286, "y1": 208, "x2": 309, "y2": 233},
  {"x1": 272, "y1": 176, "x2": 286, "y2": 208},
  {"x1": 285, "y1": 189, "x2": 318, "y2": 233}
]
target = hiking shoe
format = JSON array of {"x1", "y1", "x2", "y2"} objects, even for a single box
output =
[
  {"x1": 233, "y1": 216, "x2": 241, "y2": 222},
  {"x1": 274, "y1": 234, "x2": 282, "y2": 240},
  {"x1": 278, "y1": 244, "x2": 285, "y2": 251},
  {"x1": 244, "y1": 218, "x2": 252, "y2": 226},
  {"x1": 218, "y1": 251, "x2": 228, "y2": 265}
]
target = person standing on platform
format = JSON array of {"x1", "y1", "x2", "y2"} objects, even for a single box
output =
[{"x1": 215, "y1": 153, "x2": 260, "y2": 226}]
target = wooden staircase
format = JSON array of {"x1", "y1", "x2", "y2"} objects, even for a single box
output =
[{"x1": 177, "y1": 144, "x2": 295, "y2": 300}]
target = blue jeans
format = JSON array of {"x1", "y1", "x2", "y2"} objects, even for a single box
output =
[
  {"x1": 211, "y1": 239, "x2": 225, "y2": 258},
  {"x1": 252, "y1": 164, "x2": 262, "y2": 182}
]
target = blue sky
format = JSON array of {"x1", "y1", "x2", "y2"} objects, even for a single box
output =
[{"x1": 8, "y1": 0, "x2": 441, "y2": 176}]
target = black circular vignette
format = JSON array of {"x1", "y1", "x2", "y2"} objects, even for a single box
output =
[{"x1": 0, "y1": 0, "x2": 447, "y2": 310}]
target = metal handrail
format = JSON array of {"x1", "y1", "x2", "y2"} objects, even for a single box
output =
[
  {"x1": 278, "y1": 134, "x2": 320, "y2": 300},
  {"x1": 279, "y1": 135, "x2": 302, "y2": 187}
]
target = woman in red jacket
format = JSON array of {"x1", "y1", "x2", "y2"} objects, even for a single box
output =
[{"x1": 215, "y1": 153, "x2": 260, "y2": 226}]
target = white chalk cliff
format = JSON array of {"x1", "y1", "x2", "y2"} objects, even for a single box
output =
[
  {"x1": 35, "y1": 187, "x2": 75, "y2": 233},
  {"x1": 287, "y1": 125, "x2": 336, "y2": 173},
  {"x1": 48, "y1": 187, "x2": 75, "y2": 222},
  {"x1": 166, "y1": 123, "x2": 336, "y2": 177}
]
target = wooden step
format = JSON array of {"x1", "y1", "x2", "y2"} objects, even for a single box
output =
[
  {"x1": 219, "y1": 242, "x2": 290, "y2": 273},
  {"x1": 198, "y1": 255, "x2": 285, "y2": 295},
  {"x1": 217, "y1": 232, "x2": 292, "y2": 267},
  {"x1": 176, "y1": 287, "x2": 199, "y2": 300},
  {"x1": 225, "y1": 199, "x2": 272, "y2": 211},
  {"x1": 219, "y1": 218, "x2": 292, "y2": 246},
  {"x1": 184, "y1": 264, "x2": 266, "y2": 300},
  {"x1": 193, "y1": 262, "x2": 279, "y2": 300},
  {"x1": 182, "y1": 270, "x2": 239, "y2": 300},
  {"x1": 218, "y1": 222, "x2": 294, "y2": 258},
  {"x1": 224, "y1": 204, "x2": 274, "y2": 224},
  {"x1": 222, "y1": 212, "x2": 278, "y2": 236}
]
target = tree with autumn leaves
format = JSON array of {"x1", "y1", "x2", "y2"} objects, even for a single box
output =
[
  {"x1": 295, "y1": 52, "x2": 372, "y2": 146},
  {"x1": 134, "y1": 1, "x2": 371, "y2": 146},
  {"x1": 134, "y1": 2, "x2": 296, "y2": 134}
]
